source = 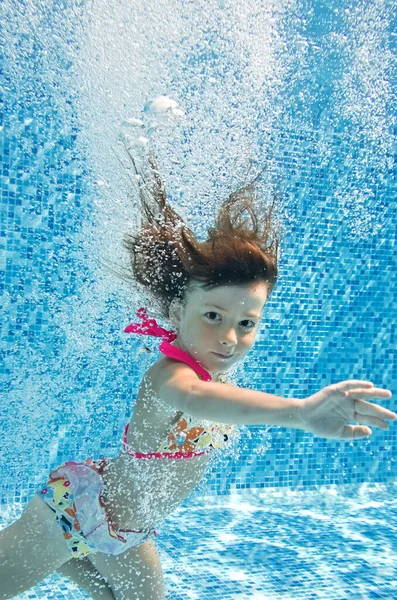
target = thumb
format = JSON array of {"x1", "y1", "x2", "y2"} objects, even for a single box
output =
[{"x1": 343, "y1": 425, "x2": 372, "y2": 440}]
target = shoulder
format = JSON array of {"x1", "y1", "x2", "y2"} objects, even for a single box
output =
[
  {"x1": 140, "y1": 354, "x2": 222, "y2": 417},
  {"x1": 146, "y1": 354, "x2": 204, "y2": 396},
  {"x1": 140, "y1": 354, "x2": 206, "y2": 414}
]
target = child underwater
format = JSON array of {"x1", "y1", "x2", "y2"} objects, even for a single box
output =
[{"x1": 0, "y1": 131, "x2": 395, "y2": 600}]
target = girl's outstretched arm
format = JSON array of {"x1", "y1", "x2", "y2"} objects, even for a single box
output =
[
  {"x1": 159, "y1": 361, "x2": 300, "y2": 426},
  {"x1": 159, "y1": 362, "x2": 395, "y2": 440},
  {"x1": 188, "y1": 378, "x2": 395, "y2": 440}
]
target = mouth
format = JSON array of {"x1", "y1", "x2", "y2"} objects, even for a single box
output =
[{"x1": 212, "y1": 352, "x2": 234, "y2": 360}]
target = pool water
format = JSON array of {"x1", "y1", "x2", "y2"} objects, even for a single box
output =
[{"x1": 1, "y1": 0, "x2": 396, "y2": 598}]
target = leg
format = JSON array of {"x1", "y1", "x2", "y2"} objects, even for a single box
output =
[
  {"x1": 57, "y1": 556, "x2": 115, "y2": 600},
  {"x1": 0, "y1": 494, "x2": 72, "y2": 600},
  {"x1": 87, "y1": 539, "x2": 165, "y2": 600}
]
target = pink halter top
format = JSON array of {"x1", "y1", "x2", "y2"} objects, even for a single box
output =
[
  {"x1": 123, "y1": 307, "x2": 234, "y2": 459},
  {"x1": 124, "y1": 307, "x2": 212, "y2": 382}
]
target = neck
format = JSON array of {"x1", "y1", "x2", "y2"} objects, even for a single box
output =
[{"x1": 170, "y1": 339, "x2": 222, "y2": 382}]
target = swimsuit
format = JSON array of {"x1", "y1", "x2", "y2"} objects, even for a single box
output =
[
  {"x1": 38, "y1": 307, "x2": 235, "y2": 557},
  {"x1": 123, "y1": 307, "x2": 235, "y2": 459},
  {"x1": 38, "y1": 458, "x2": 149, "y2": 558}
]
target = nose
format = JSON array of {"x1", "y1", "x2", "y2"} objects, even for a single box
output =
[{"x1": 220, "y1": 327, "x2": 238, "y2": 346}]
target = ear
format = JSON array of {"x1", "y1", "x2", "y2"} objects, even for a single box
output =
[{"x1": 168, "y1": 298, "x2": 183, "y2": 329}]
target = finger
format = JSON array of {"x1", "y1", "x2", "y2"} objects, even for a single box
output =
[
  {"x1": 354, "y1": 398, "x2": 397, "y2": 419},
  {"x1": 333, "y1": 380, "x2": 375, "y2": 391},
  {"x1": 347, "y1": 388, "x2": 392, "y2": 401},
  {"x1": 347, "y1": 387, "x2": 392, "y2": 399},
  {"x1": 341, "y1": 424, "x2": 372, "y2": 440},
  {"x1": 350, "y1": 396, "x2": 396, "y2": 420},
  {"x1": 354, "y1": 415, "x2": 389, "y2": 430}
]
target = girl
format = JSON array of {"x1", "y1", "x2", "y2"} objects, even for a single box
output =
[{"x1": 0, "y1": 148, "x2": 394, "y2": 600}]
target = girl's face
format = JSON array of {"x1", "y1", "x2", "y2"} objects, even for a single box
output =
[{"x1": 169, "y1": 280, "x2": 269, "y2": 378}]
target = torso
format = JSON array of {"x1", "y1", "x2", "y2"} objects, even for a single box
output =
[{"x1": 100, "y1": 352, "x2": 215, "y2": 531}]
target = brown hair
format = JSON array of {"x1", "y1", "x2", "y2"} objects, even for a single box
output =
[{"x1": 114, "y1": 146, "x2": 282, "y2": 320}]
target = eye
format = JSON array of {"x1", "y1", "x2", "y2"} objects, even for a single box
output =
[
  {"x1": 241, "y1": 320, "x2": 256, "y2": 330},
  {"x1": 204, "y1": 313, "x2": 256, "y2": 330},
  {"x1": 205, "y1": 312, "x2": 219, "y2": 321}
]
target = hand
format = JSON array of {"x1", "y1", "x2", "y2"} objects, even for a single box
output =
[{"x1": 297, "y1": 380, "x2": 395, "y2": 440}]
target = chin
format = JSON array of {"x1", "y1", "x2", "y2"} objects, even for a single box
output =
[{"x1": 210, "y1": 363, "x2": 234, "y2": 375}]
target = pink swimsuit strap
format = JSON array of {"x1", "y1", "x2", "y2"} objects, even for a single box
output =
[
  {"x1": 123, "y1": 307, "x2": 212, "y2": 459},
  {"x1": 124, "y1": 307, "x2": 212, "y2": 382},
  {"x1": 124, "y1": 307, "x2": 178, "y2": 342}
]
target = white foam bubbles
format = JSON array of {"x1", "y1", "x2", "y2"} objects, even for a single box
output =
[{"x1": 144, "y1": 95, "x2": 185, "y2": 118}]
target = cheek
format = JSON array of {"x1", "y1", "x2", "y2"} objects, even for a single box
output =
[
  {"x1": 190, "y1": 321, "x2": 212, "y2": 340},
  {"x1": 244, "y1": 332, "x2": 257, "y2": 348},
  {"x1": 200, "y1": 326, "x2": 215, "y2": 342}
]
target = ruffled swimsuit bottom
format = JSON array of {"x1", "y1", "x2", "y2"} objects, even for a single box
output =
[{"x1": 39, "y1": 459, "x2": 158, "y2": 558}]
